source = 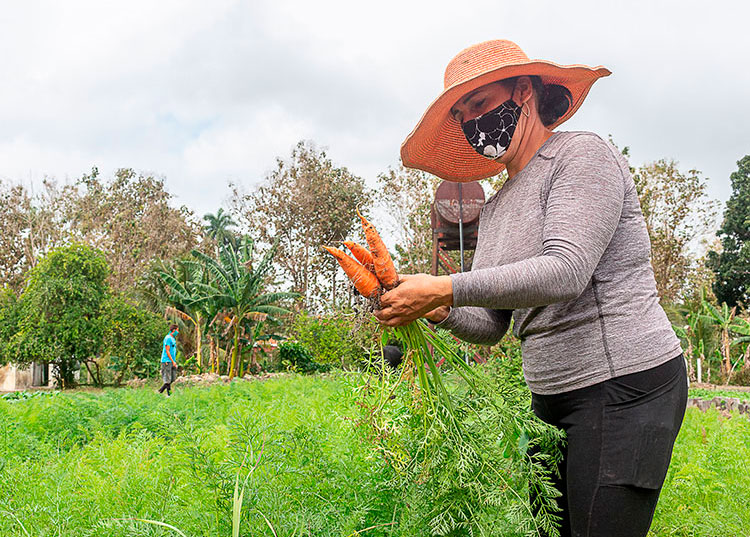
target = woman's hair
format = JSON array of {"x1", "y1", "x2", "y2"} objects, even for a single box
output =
[
  {"x1": 501, "y1": 75, "x2": 572, "y2": 127},
  {"x1": 170, "y1": 324, "x2": 179, "y2": 332}
]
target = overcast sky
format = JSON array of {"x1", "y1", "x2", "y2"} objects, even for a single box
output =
[{"x1": 1, "y1": 0, "x2": 748, "y2": 219}]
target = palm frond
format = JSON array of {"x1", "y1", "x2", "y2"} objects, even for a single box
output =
[
  {"x1": 165, "y1": 306, "x2": 195, "y2": 324},
  {"x1": 192, "y1": 250, "x2": 233, "y2": 291},
  {"x1": 250, "y1": 305, "x2": 292, "y2": 317}
]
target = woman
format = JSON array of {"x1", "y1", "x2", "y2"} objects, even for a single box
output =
[{"x1": 375, "y1": 40, "x2": 687, "y2": 537}]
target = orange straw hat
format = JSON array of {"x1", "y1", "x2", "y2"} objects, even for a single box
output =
[{"x1": 400, "y1": 40, "x2": 611, "y2": 182}]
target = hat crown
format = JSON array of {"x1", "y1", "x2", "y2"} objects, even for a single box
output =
[{"x1": 444, "y1": 40, "x2": 529, "y2": 89}]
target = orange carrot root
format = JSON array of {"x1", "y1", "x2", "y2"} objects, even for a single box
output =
[
  {"x1": 343, "y1": 241, "x2": 376, "y2": 273},
  {"x1": 323, "y1": 246, "x2": 381, "y2": 298},
  {"x1": 356, "y1": 209, "x2": 399, "y2": 290}
]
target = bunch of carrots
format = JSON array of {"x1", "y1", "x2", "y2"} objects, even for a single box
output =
[
  {"x1": 323, "y1": 209, "x2": 474, "y2": 416},
  {"x1": 323, "y1": 209, "x2": 398, "y2": 299}
]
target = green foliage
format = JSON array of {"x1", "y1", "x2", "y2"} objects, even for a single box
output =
[
  {"x1": 633, "y1": 159, "x2": 717, "y2": 304},
  {"x1": 153, "y1": 256, "x2": 213, "y2": 371},
  {"x1": 291, "y1": 310, "x2": 377, "y2": 368},
  {"x1": 0, "y1": 376, "x2": 392, "y2": 537},
  {"x1": 10, "y1": 243, "x2": 109, "y2": 388},
  {"x1": 0, "y1": 377, "x2": 748, "y2": 536},
  {"x1": 100, "y1": 295, "x2": 169, "y2": 384},
  {"x1": 707, "y1": 155, "x2": 750, "y2": 308},
  {"x1": 191, "y1": 236, "x2": 298, "y2": 378},
  {"x1": 0, "y1": 390, "x2": 59, "y2": 403},
  {"x1": 230, "y1": 140, "x2": 373, "y2": 311},
  {"x1": 2, "y1": 245, "x2": 173, "y2": 387},
  {"x1": 487, "y1": 327, "x2": 526, "y2": 392},
  {"x1": 277, "y1": 341, "x2": 328, "y2": 374},
  {"x1": 350, "y1": 324, "x2": 565, "y2": 537},
  {"x1": 688, "y1": 388, "x2": 750, "y2": 402},
  {"x1": 649, "y1": 408, "x2": 750, "y2": 536},
  {"x1": 0, "y1": 287, "x2": 20, "y2": 366}
]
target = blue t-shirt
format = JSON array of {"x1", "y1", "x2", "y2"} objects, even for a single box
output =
[{"x1": 161, "y1": 333, "x2": 176, "y2": 363}]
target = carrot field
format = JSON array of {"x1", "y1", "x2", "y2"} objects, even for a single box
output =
[{"x1": 1, "y1": 374, "x2": 749, "y2": 537}]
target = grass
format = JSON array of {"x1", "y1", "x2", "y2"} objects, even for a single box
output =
[
  {"x1": 688, "y1": 387, "x2": 750, "y2": 402},
  {"x1": 0, "y1": 375, "x2": 396, "y2": 537},
  {"x1": 650, "y1": 407, "x2": 750, "y2": 536},
  {"x1": 1, "y1": 374, "x2": 749, "y2": 536}
]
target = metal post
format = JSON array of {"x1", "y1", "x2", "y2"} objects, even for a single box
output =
[{"x1": 458, "y1": 183, "x2": 465, "y2": 272}]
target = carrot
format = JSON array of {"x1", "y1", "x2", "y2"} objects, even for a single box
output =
[
  {"x1": 323, "y1": 246, "x2": 381, "y2": 298},
  {"x1": 343, "y1": 241, "x2": 375, "y2": 273},
  {"x1": 357, "y1": 209, "x2": 399, "y2": 290}
]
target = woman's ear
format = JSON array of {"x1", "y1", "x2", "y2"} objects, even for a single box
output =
[{"x1": 512, "y1": 76, "x2": 534, "y2": 106}]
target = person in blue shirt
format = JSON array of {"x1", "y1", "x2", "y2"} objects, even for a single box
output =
[{"x1": 158, "y1": 324, "x2": 179, "y2": 396}]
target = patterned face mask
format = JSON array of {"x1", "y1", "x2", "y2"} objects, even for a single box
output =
[{"x1": 461, "y1": 99, "x2": 522, "y2": 159}]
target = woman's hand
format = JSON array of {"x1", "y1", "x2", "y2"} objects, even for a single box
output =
[{"x1": 374, "y1": 274, "x2": 453, "y2": 327}]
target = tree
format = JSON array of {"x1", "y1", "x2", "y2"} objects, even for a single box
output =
[
  {"x1": 633, "y1": 160, "x2": 718, "y2": 304},
  {"x1": 707, "y1": 155, "x2": 750, "y2": 308},
  {"x1": 376, "y1": 165, "x2": 440, "y2": 274},
  {"x1": 9, "y1": 244, "x2": 108, "y2": 388},
  {"x1": 203, "y1": 208, "x2": 238, "y2": 253},
  {"x1": 0, "y1": 169, "x2": 203, "y2": 295},
  {"x1": 0, "y1": 180, "x2": 68, "y2": 292},
  {"x1": 99, "y1": 295, "x2": 168, "y2": 386},
  {"x1": 0, "y1": 287, "x2": 21, "y2": 366},
  {"x1": 230, "y1": 141, "x2": 371, "y2": 310},
  {"x1": 193, "y1": 237, "x2": 298, "y2": 378},
  {"x1": 67, "y1": 167, "x2": 202, "y2": 292},
  {"x1": 670, "y1": 289, "x2": 719, "y2": 383},
  {"x1": 730, "y1": 316, "x2": 750, "y2": 376}
]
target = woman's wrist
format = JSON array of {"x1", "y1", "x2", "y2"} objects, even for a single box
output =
[
  {"x1": 425, "y1": 305, "x2": 451, "y2": 324},
  {"x1": 421, "y1": 276, "x2": 453, "y2": 323},
  {"x1": 436, "y1": 275, "x2": 454, "y2": 307}
]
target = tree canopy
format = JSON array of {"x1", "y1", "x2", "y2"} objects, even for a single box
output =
[
  {"x1": 9, "y1": 243, "x2": 109, "y2": 387},
  {"x1": 707, "y1": 155, "x2": 750, "y2": 308},
  {"x1": 0, "y1": 168, "x2": 202, "y2": 294},
  {"x1": 230, "y1": 141, "x2": 371, "y2": 310},
  {"x1": 633, "y1": 159, "x2": 717, "y2": 304}
]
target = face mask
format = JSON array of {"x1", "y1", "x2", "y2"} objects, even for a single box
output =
[{"x1": 461, "y1": 99, "x2": 522, "y2": 159}]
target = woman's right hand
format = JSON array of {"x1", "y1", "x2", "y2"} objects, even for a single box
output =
[{"x1": 424, "y1": 306, "x2": 451, "y2": 324}]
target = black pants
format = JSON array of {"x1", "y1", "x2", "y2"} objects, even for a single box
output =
[
  {"x1": 158, "y1": 382, "x2": 171, "y2": 395},
  {"x1": 531, "y1": 355, "x2": 687, "y2": 537}
]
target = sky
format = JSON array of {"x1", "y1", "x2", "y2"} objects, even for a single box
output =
[{"x1": 1, "y1": 0, "x2": 748, "y2": 220}]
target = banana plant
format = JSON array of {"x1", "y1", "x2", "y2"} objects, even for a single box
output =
[
  {"x1": 700, "y1": 299, "x2": 746, "y2": 382},
  {"x1": 192, "y1": 236, "x2": 299, "y2": 378},
  {"x1": 671, "y1": 295, "x2": 715, "y2": 383},
  {"x1": 729, "y1": 317, "x2": 750, "y2": 375},
  {"x1": 158, "y1": 259, "x2": 213, "y2": 373}
]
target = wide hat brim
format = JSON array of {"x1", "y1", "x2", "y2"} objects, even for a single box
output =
[{"x1": 400, "y1": 57, "x2": 611, "y2": 182}]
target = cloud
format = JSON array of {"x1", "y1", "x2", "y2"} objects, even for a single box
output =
[
  {"x1": 0, "y1": 0, "x2": 748, "y2": 218},
  {"x1": 0, "y1": 136, "x2": 99, "y2": 185}
]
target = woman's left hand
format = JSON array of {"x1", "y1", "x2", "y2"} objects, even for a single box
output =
[{"x1": 374, "y1": 274, "x2": 453, "y2": 327}]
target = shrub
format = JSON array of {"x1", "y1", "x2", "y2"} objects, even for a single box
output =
[
  {"x1": 488, "y1": 329, "x2": 527, "y2": 392},
  {"x1": 291, "y1": 311, "x2": 377, "y2": 368},
  {"x1": 729, "y1": 366, "x2": 750, "y2": 386},
  {"x1": 277, "y1": 341, "x2": 328, "y2": 374}
]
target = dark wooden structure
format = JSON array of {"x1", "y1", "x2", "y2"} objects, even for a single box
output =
[{"x1": 430, "y1": 181, "x2": 485, "y2": 275}]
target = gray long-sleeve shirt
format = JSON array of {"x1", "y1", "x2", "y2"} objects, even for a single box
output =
[{"x1": 439, "y1": 131, "x2": 682, "y2": 395}]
